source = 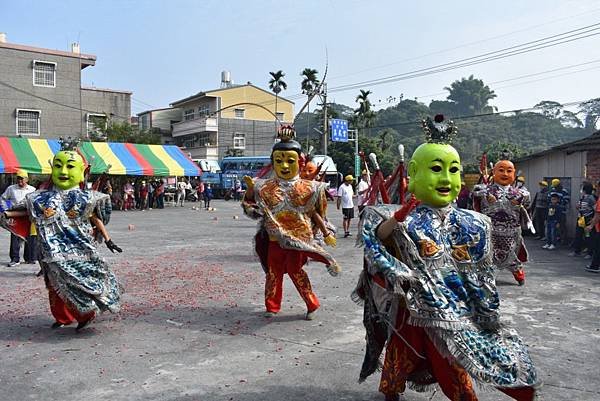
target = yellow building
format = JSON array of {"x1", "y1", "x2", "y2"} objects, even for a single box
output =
[{"x1": 170, "y1": 82, "x2": 294, "y2": 161}]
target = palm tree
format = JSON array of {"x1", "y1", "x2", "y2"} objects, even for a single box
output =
[
  {"x1": 268, "y1": 70, "x2": 287, "y2": 122},
  {"x1": 355, "y1": 89, "x2": 375, "y2": 136},
  {"x1": 300, "y1": 68, "x2": 320, "y2": 146}
]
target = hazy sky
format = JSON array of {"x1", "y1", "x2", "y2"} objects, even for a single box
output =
[{"x1": 2, "y1": 0, "x2": 600, "y2": 116}]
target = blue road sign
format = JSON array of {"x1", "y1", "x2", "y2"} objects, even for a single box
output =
[{"x1": 330, "y1": 119, "x2": 348, "y2": 142}]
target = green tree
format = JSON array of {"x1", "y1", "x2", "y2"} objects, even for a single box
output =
[
  {"x1": 578, "y1": 97, "x2": 600, "y2": 132},
  {"x1": 354, "y1": 89, "x2": 376, "y2": 136},
  {"x1": 483, "y1": 141, "x2": 525, "y2": 164},
  {"x1": 268, "y1": 70, "x2": 287, "y2": 120},
  {"x1": 300, "y1": 68, "x2": 320, "y2": 145},
  {"x1": 90, "y1": 120, "x2": 161, "y2": 144},
  {"x1": 534, "y1": 100, "x2": 563, "y2": 119},
  {"x1": 444, "y1": 75, "x2": 497, "y2": 115}
]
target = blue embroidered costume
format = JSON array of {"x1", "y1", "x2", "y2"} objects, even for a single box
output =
[{"x1": 354, "y1": 204, "x2": 538, "y2": 399}]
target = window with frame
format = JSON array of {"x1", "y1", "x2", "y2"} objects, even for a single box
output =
[
  {"x1": 233, "y1": 133, "x2": 245, "y2": 149},
  {"x1": 234, "y1": 108, "x2": 245, "y2": 118},
  {"x1": 184, "y1": 109, "x2": 195, "y2": 120},
  {"x1": 87, "y1": 113, "x2": 107, "y2": 137},
  {"x1": 198, "y1": 104, "x2": 210, "y2": 117},
  {"x1": 276, "y1": 112, "x2": 284, "y2": 121},
  {"x1": 33, "y1": 61, "x2": 56, "y2": 87},
  {"x1": 16, "y1": 109, "x2": 40, "y2": 135}
]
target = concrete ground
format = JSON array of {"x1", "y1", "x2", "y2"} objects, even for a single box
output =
[{"x1": 0, "y1": 199, "x2": 599, "y2": 401}]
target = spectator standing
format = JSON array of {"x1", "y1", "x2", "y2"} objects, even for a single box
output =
[
  {"x1": 233, "y1": 179, "x2": 242, "y2": 201},
  {"x1": 356, "y1": 171, "x2": 370, "y2": 214},
  {"x1": 139, "y1": 180, "x2": 149, "y2": 210},
  {"x1": 122, "y1": 181, "x2": 135, "y2": 211},
  {"x1": 1, "y1": 169, "x2": 36, "y2": 266},
  {"x1": 148, "y1": 180, "x2": 156, "y2": 209},
  {"x1": 548, "y1": 178, "x2": 570, "y2": 243},
  {"x1": 543, "y1": 193, "x2": 564, "y2": 250},
  {"x1": 197, "y1": 180, "x2": 205, "y2": 204},
  {"x1": 569, "y1": 182, "x2": 595, "y2": 257},
  {"x1": 155, "y1": 180, "x2": 165, "y2": 209},
  {"x1": 456, "y1": 181, "x2": 471, "y2": 209},
  {"x1": 531, "y1": 180, "x2": 549, "y2": 240},
  {"x1": 584, "y1": 180, "x2": 600, "y2": 273},
  {"x1": 203, "y1": 183, "x2": 213, "y2": 210},
  {"x1": 337, "y1": 175, "x2": 355, "y2": 238},
  {"x1": 176, "y1": 178, "x2": 187, "y2": 207}
]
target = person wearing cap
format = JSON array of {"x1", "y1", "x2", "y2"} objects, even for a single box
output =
[
  {"x1": 356, "y1": 170, "x2": 370, "y2": 214},
  {"x1": 337, "y1": 174, "x2": 355, "y2": 237},
  {"x1": 1, "y1": 169, "x2": 36, "y2": 266},
  {"x1": 530, "y1": 180, "x2": 549, "y2": 240},
  {"x1": 547, "y1": 178, "x2": 570, "y2": 243}
]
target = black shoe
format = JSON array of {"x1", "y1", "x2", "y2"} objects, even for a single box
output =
[
  {"x1": 51, "y1": 322, "x2": 65, "y2": 329},
  {"x1": 76, "y1": 318, "x2": 93, "y2": 331},
  {"x1": 343, "y1": 232, "x2": 349, "y2": 238},
  {"x1": 585, "y1": 265, "x2": 600, "y2": 273}
]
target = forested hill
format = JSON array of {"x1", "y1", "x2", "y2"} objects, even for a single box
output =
[{"x1": 294, "y1": 99, "x2": 592, "y2": 176}]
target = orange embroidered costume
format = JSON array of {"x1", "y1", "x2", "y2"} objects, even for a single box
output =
[{"x1": 242, "y1": 125, "x2": 339, "y2": 320}]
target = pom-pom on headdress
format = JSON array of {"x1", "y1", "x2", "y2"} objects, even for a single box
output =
[
  {"x1": 421, "y1": 114, "x2": 458, "y2": 144},
  {"x1": 272, "y1": 124, "x2": 302, "y2": 156}
]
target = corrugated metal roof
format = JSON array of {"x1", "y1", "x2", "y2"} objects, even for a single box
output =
[{"x1": 516, "y1": 130, "x2": 600, "y2": 161}]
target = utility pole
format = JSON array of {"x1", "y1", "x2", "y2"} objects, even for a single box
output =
[{"x1": 322, "y1": 83, "x2": 328, "y2": 155}]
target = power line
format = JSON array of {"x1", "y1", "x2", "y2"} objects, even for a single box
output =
[
  {"x1": 329, "y1": 23, "x2": 600, "y2": 93},
  {"x1": 372, "y1": 58, "x2": 600, "y2": 108},
  {"x1": 328, "y1": 7, "x2": 600, "y2": 81}
]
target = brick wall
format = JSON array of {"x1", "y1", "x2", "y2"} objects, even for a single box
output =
[{"x1": 586, "y1": 150, "x2": 600, "y2": 184}]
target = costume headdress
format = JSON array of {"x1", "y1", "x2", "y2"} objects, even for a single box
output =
[
  {"x1": 499, "y1": 148, "x2": 513, "y2": 162},
  {"x1": 272, "y1": 124, "x2": 302, "y2": 156},
  {"x1": 421, "y1": 114, "x2": 458, "y2": 144}
]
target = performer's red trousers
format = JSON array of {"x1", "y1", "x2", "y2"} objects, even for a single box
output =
[
  {"x1": 265, "y1": 241, "x2": 323, "y2": 313},
  {"x1": 380, "y1": 306, "x2": 536, "y2": 401},
  {"x1": 48, "y1": 285, "x2": 95, "y2": 325}
]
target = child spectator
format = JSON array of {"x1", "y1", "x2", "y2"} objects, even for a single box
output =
[
  {"x1": 543, "y1": 193, "x2": 563, "y2": 250},
  {"x1": 203, "y1": 183, "x2": 213, "y2": 210},
  {"x1": 569, "y1": 182, "x2": 595, "y2": 257}
]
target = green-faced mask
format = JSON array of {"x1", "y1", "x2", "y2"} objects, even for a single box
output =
[
  {"x1": 51, "y1": 151, "x2": 86, "y2": 190},
  {"x1": 407, "y1": 143, "x2": 462, "y2": 207}
]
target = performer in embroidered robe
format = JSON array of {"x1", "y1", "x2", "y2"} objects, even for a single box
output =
[
  {"x1": 242, "y1": 125, "x2": 339, "y2": 320},
  {"x1": 354, "y1": 115, "x2": 538, "y2": 401},
  {"x1": 472, "y1": 158, "x2": 530, "y2": 285},
  {"x1": 1, "y1": 145, "x2": 122, "y2": 331}
]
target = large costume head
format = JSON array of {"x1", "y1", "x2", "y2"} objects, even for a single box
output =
[
  {"x1": 300, "y1": 160, "x2": 318, "y2": 180},
  {"x1": 408, "y1": 115, "x2": 461, "y2": 207},
  {"x1": 492, "y1": 160, "x2": 516, "y2": 186},
  {"x1": 271, "y1": 125, "x2": 302, "y2": 180},
  {"x1": 51, "y1": 150, "x2": 86, "y2": 190}
]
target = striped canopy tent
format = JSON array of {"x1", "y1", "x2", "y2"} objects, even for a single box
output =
[{"x1": 0, "y1": 137, "x2": 201, "y2": 176}]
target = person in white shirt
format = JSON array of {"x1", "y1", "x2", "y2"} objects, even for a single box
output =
[
  {"x1": 1, "y1": 169, "x2": 36, "y2": 266},
  {"x1": 176, "y1": 178, "x2": 187, "y2": 207},
  {"x1": 356, "y1": 170, "x2": 370, "y2": 214},
  {"x1": 337, "y1": 175, "x2": 355, "y2": 237}
]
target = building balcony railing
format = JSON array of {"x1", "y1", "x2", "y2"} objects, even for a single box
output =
[
  {"x1": 184, "y1": 145, "x2": 219, "y2": 160},
  {"x1": 172, "y1": 117, "x2": 218, "y2": 138}
]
